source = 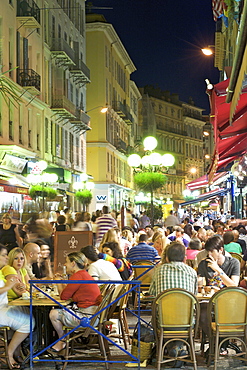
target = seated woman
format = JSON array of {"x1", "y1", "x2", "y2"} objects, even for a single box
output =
[
  {"x1": 49, "y1": 252, "x2": 102, "y2": 353},
  {"x1": 152, "y1": 231, "x2": 167, "y2": 258},
  {"x1": 98, "y1": 241, "x2": 132, "y2": 280},
  {"x1": 186, "y1": 238, "x2": 202, "y2": 260},
  {"x1": 2, "y1": 248, "x2": 29, "y2": 301},
  {"x1": 0, "y1": 244, "x2": 34, "y2": 369}
]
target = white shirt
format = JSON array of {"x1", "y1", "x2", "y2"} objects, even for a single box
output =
[
  {"x1": 0, "y1": 274, "x2": 8, "y2": 306},
  {"x1": 88, "y1": 259, "x2": 122, "y2": 281}
]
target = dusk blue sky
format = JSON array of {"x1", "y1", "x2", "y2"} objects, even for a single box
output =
[{"x1": 88, "y1": 0, "x2": 220, "y2": 113}]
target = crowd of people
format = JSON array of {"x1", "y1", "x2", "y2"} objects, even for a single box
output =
[{"x1": 0, "y1": 205, "x2": 247, "y2": 368}]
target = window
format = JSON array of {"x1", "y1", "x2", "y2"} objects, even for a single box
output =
[
  {"x1": 70, "y1": 133, "x2": 73, "y2": 163},
  {"x1": 37, "y1": 133, "x2": 40, "y2": 151}
]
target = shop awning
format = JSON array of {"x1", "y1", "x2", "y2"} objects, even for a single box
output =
[
  {"x1": 186, "y1": 171, "x2": 228, "y2": 191},
  {"x1": 207, "y1": 78, "x2": 247, "y2": 183},
  {"x1": 180, "y1": 188, "x2": 229, "y2": 207}
]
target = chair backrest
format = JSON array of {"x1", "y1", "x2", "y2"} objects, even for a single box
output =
[
  {"x1": 208, "y1": 286, "x2": 247, "y2": 327},
  {"x1": 229, "y1": 252, "x2": 243, "y2": 263},
  {"x1": 152, "y1": 288, "x2": 199, "y2": 332},
  {"x1": 132, "y1": 260, "x2": 155, "y2": 285}
]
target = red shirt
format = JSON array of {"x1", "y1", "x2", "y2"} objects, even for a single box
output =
[{"x1": 60, "y1": 270, "x2": 102, "y2": 308}]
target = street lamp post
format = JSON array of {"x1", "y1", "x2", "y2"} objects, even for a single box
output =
[{"x1": 128, "y1": 136, "x2": 175, "y2": 225}]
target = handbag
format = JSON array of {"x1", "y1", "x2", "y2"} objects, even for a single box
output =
[{"x1": 131, "y1": 323, "x2": 155, "y2": 363}]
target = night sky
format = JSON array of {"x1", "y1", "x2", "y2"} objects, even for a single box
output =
[{"x1": 87, "y1": 0, "x2": 220, "y2": 114}]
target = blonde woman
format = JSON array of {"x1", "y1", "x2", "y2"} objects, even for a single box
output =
[
  {"x1": 0, "y1": 213, "x2": 22, "y2": 251},
  {"x1": 99, "y1": 228, "x2": 121, "y2": 252},
  {"x1": 2, "y1": 248, "x2": 29, "y2": 301},
  {"x1": 152, "y1": 231, "x2": 167, "y2": 257}
]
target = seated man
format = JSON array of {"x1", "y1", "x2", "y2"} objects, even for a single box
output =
[
  {"x1": 197, "y1": 235, "x2": 240, "y2": 352},
  {"x1": 168, "y1": 226, "x2": 189, "y2": 248},
  {"x1": 81, "y1": 245, "x2": 122, "y2": 281},
  {"x1": 126, "y1": 234, "x2": 158, "y2": 262},
  {"x1": 149, "y1": 242, "x2": 198, "y2": 367},
  {"x1": 197, "y1": 235, "x2": 240, "y2": 288}
]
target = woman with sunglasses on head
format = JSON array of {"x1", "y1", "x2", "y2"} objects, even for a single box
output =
[{"x1": 0, "y1": 244, "x2": 34, "y2": 369}]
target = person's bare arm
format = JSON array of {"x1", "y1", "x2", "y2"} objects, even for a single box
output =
[
  {"x1": 14, "y1": 226, "x2": 23, "y2": 248},
  {"x1": 206, "y1": 257, "x2": 239, "y2": 287}
]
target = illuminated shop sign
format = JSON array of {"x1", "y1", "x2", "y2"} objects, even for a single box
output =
[{"x1": 0, "y1": 153, "x2": 27, "y2": 174}]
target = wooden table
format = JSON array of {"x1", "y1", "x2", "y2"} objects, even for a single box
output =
[{"x1": 9, "y1": 295, "x2": 70, "y2": 349}]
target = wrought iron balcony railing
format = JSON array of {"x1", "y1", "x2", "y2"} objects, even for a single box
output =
[
  {"x1": 18, "y1": 69, "x2": 40, "y2": 91},
  {"x1": 51, "y1": 39, "x2": 75, "y2": 66},
  {"x1": 17, "y1": 0, "x2": 40, "y2": 24}
]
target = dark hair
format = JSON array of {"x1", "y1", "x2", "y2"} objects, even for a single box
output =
[
  {"x1": 57, "y1": 215, "x2": 66, "y2": 225},
  {"x1": 139, "y1": 234, "x2": 148, "y2": 243},
  {"x1": 184, "y1": 224, "x2": 193, "y2": 238},
  {"x1": 102, "y1": 206, "x2": 109, "y2": 214},
  {"x1": 144, "y1": 225, "x2": 153, "y2": 230},
  {"x1": 80, "y1": 245, "x2": 99, "y2": 262},
  {"x1": 204, "y1": 235, "x2": 224, "y2": 252},
  {"x1": 188, "y1": 238, "x2": 201, "y2": 250},
  {"x1": 239, "y1": 228, "x2": 247, "y2": 235},
  {"x1": 223, "y1": 231, "x2": 234, "y2": 245},
  {"x1": 165, "y1": 242, "x2": 185, "y2": 262},
  {"x1": 102, "y1": 242, "x2": 123, "y2": 259}
]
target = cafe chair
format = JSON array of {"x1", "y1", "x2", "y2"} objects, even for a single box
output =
[
  {"x1": 229, "y1": 252, "x2": 243, "y2": 263},
  {"x1": 152, "y1": 288, "x2": 200, "y2": 370},
  {"x1": 207, "y1": 286, "x2": 247, "y2": 370},
  {"x1": 0, "y1": 326, "x2": 12, "y2": 369},
  {"x1": 62, "y1": 284, "x2": 115, "y2": 370},
  {"x1": 132, "y1": 260, "x2": 155, "y2": 309}
]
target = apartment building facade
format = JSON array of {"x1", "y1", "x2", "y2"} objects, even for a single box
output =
[
  {"x1": 86, "y1": 14, "x2": 139, "y2": 212},
  {"x1": 0, "y1": 0, "x2": 90, "y2": 217}
]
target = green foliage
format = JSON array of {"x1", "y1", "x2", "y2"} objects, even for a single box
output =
[
  {"x1": 29, "y1": 185, "x2": 57, "y2": 200},
  {"x1": 0, "y1": 68, "x2": 21, "y2": 107},
  {"x1": 146, "y1": 205, "x2": 163, "y2": 221},
  {"x1": 134, "y1": 172, "x2": 167, "y2": 193},
  {"x1": 75, "y1": 189, "x2": 93, "y2": 205}
]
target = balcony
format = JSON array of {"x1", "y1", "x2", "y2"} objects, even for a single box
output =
[
  {"x1": 69, "y1": 60, "x2": 90, "y2": 86},
  {"x1": 16, "y1": 0, "x2": 41, "y2": 28},
  {"x1": 51, "y1": 95, "x2": 76, "y2": 118},
  {"x1": 17, "y1": 69, "x2": 41, "y2": 94},
  {"x1": 112, "y1": 101, "x2": 133, "y2": 124},
  {"x1": 51, "y1": 39, "x2": 75, "y2": 67},
  {"x1": 69, "y1": 109, "x2": 91, "y2": 133},
  {"x1": 114, "y1": 138, "x2": 127, "y2": 153}
]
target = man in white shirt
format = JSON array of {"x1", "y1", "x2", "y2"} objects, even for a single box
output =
[{"x1": 81, "y1": 245, "x2": 122, "y2": 281}]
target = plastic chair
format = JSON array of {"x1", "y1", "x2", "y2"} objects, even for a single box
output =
[
  {"x1": 152, "y1": 288, "x2": 199, "y2": 370},
  {"x1": 62, "y1": 284, "x2": 116, "y2": 370},
  {"x1": 0, "y1": 326, "x2": 11, "y2": 369},
  {"x1": 207, "y1": 286, "x2": 247, "y2": 370}
]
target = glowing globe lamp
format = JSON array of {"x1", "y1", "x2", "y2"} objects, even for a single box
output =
[
  {"x1": 148, "y1": 152, "x2": 162, "y2": 165},
  {"x1": 127, "y1": 154, "x2": 141, "y2": 167},
  {"x1": 161, "y1": 153, "x2": 175, "y2": 167},
  {"x1": 85, "y1": 182, "x2": 95, "y2": 190},
  {"x1": 80, "y1": 173, "x2": 89, "y2": 182},
  {"x1": 141, "y1": 155, "x2": 151, "y2": 167},
  {"x1": 38, "y1": 160, "x2": 48, "y2": 171},
  {"x1": 143, "y1": 136, "x2": 157, "y2": 151}
]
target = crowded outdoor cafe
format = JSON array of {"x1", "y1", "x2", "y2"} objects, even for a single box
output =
[{"x1": 1, "y1": 210, "x2": 247, "y2": 370}]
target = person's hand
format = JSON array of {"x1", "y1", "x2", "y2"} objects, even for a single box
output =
[
  {"x1": 54, "y1": 273, "x2": 63, "y2": 280},
  {"x1": 16, "y1": 282, "x2": 26, "y2": 292},
  {"x1": 206, "y1": 255, "x2": 221, "y2": 274}
]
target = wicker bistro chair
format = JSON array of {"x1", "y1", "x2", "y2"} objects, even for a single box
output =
[
  {"x1": 0, "y1": 326, "x2": 11, "y2": 369},
  {"x1": 151, "y1": 288, "x2": 200, "y2": 370},
  {"x1": 61, "y1": 284, "x2": 116, "y2": 370},
  {"x1": 207, "y1": 286, "x2": 247, "y2": 370},
  {"x1": 132, "y1": 260, "x2": 156, "y2": 309}
]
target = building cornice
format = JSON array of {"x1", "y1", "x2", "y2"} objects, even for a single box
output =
[{"x1": 86, "y1": 22, "x2": 136, "y2": 74}]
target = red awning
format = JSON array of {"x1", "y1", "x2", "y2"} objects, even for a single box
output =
[
  {"x1": 186, "y1": 172, "x2": 228, "y2": 191},
  {"x1": 207, "y1": 78, "x2": 247, "y2": 183}
]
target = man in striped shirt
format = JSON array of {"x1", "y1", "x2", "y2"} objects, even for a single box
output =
[
  {"x1": 95, "y1": 206, "x2": 117, "y2": 247},
  {"x1": 149, "y1": 241, "x2": 197, "y2": 296}
]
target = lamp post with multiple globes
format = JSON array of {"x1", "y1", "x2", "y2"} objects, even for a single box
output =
[{"x1": 127, "y1": 136, "x2": 175, "y2": 225}]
